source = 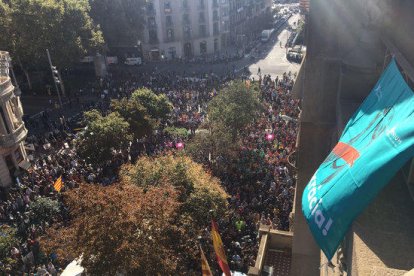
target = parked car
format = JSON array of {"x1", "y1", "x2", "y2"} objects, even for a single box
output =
[{"x1": 124, "y1": 57, "x2": 142, "y2": 66}]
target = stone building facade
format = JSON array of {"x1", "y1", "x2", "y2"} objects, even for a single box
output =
[
  {"x1": 142, "y1": 0, "x2": 230, "y2": 60},
  {"x1": 0, "y1": 51, "x2": 28, "y2": 187},
  {"x1": 229, "y1": 0, "x2": 272, "y2": 47},
  {"x1": 290, "y1": 0, "x2": 414, "y2": 275}
]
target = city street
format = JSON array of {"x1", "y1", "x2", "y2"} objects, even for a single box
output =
[
  {"x1": 248, "y1": 13, "x2": 303, "y2": 79},
  {"x1": 21, "y1": 10, "x2": 303, "y2": 117}
]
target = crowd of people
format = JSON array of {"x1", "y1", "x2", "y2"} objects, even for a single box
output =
[
  {"x1": 207, "y1": 72, "x2": 299, "y2": 272},
  {"x1": 0, "y1": 66, "x2": 300, "y2": 274}
]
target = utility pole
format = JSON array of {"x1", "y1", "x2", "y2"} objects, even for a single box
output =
[{"x1": 46, "y1": 49, "x2": 63, "y2": 108}]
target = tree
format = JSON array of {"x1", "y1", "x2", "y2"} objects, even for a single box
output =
[
  {"x1": 76, "y1": 110, "x2": 132, "y2": 166},
  {"x1": 131, "y1": 88, "x2": 172, "y2": 121},
  {"x1": 41, "y1": 155, "x2": 227, "y2": 275},
  {"x1": 0, "y1": 225, "x2": 19, "y2": 272},
  {"x1": 41, "y1": 183, "x2": 181, "y2": 275},
  {"x1": 88, "y1": 0, "x2": 145, "y2": 48},
  {"x1": 0, "y1": 0, "x2": 104, "y2": 89},
  {"x1": 29, "y1": 197, "x2": 60, "y2": 225},
  {"x1": 164, "y1": 126, "x2": 190, "y2": 139},
  {"x1": 0, "y1": 2, "x2": 11, "y2": 51},
  {"x1": 121, "y1": 154, "x2": 228, "y2": 272},
  {"x1": 186, "y1": 125, "x2": 239, "y2": 167},
  {"x1": 111, "y1": 88, "x2": 172, "y2": 139},
  {"x1": 208, "y1": 81, "x2": 262, "y2": 141},
  {"x1": 121, "y1": 154, "x2": 228, "y2": 226}
]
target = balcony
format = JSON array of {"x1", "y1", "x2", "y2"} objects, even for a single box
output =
[
  {"x1": 0, "y1": 123, "x2": 27, "y2": 148},
  {"x1": 146, "y1": 8, "x2": 156, "y2": 16},
  {"x1": 0, "y1": 78, "x2": 14, "y2": 103}
]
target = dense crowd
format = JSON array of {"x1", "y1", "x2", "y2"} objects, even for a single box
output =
[
  {"x1": 210, "y1": 73, "x2": 299, "y2": 272},
  {"x1": 0, "y1": 67, "x2": 299, "y2": 275}
]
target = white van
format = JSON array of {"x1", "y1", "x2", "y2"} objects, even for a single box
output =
[
  {"x1": 261, "y1": 29, "x2": 275, "y2": 42},
  {"x1": 124, "y1": 57, "x2": 142, "y2": 66}
]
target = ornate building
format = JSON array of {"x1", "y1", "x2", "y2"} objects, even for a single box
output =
[
  {"x1": 142, "y1": 0, "x2": 230, "y2": 60},
  {"x1": 0, "y1": 51, "x2": 28, "y2": 187}
]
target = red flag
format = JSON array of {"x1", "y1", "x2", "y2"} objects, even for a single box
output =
[{"x1": 211, "y1": 220, "x2": 231, "y2": 276}]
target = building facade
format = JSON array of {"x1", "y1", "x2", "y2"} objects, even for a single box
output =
[
  {"x1": 290, "y1": 0, "x2": 414, "y2": 275},
  {"x1": 0, "y1": 52, "x2": 28, "y2": 187},
  {"x1": 142, "y1": 0, "x2": 230, "y2": 60},
  {"x1": 229, "y1": 0, "x2": 272, "y2": 47}
]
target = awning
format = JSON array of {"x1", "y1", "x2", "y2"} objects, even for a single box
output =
[{"x1": 18, "y1": 160, "x2": 31, "y2": 171}]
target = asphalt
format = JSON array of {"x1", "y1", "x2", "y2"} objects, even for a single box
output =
[{"x1": 20, "y1": 11, "x2": 303, "y2": 119}]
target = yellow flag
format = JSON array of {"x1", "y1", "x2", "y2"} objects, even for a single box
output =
[
  {"x1": 53, "y1": 176, "x2": 63, "y2": 192},
  {"x1": 245, "y1": 80, "x2": 251, "y2": 89},
  {"x1": 200, "y1": 245, "x2": 213, "y2": 276}
]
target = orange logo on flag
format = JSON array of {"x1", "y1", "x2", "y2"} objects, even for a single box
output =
[{"x1": 332, "y1": 142, "x2": 360, "y2": 167}]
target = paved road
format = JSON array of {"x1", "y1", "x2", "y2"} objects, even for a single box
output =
[
  {"x1": 248, "y1": 13, "x2": 302, "y2": 79},
  {"x1": 21, "y1": 11, "x2": 303, "y2": 117}
]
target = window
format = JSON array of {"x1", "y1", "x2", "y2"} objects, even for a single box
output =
[
  {"x1": 213, "y1": 22, "x2": 219, "y2": 35},
  {"x1": 200, "y1": 41, "x2": 207, "y2": 55},
  {"x1": 212, "y1": 0, "x2": 218, "y2": 7},
  {"x1": 199, "y1": 25, "x2": 207, "y2": 37},
  {"x1": 147, "y1": 2, "x2": 155, "y2": 14},
  {"x1": 182, "y1": 0, "x2": 188, "y2": 9},
  {"x1": 213, "y1": 10, "x2": 219, "y2": 21},
  {"x1": 221, "y1": 7, "x2": 229, "y2": 17},
  {"x1": 167, "y1": 29, "x2": 174, "y2": 41},
  {"x1": 0, "y1": 108, "x2": 10, "y2": 134},
  {"x1": 222, "y1": 20, "x2": 229, "y2": 31},
  {"x1": 199, "y1": 12, "x2": 205, "y2": 23},
  {"x1": 149, "y1": 29, "x2": 158, "y2": 44},
  {"x1": 199, "y1": 0, "x2": 205, "y2": 9},
  {"x1": 214, "y1": 38, "x2": 219, "y2": 52},
  {"x1": 164, "y1": 1, "x2": 172, "y2": 13},
  {"x1": 148, "y1": 17, "x2": 156, "y2": 28},
  {"x1": 183, "y1": 26, "x2": 191, "y2": 39},
  {"x1": 183, "y1": 14, "x2": 190, "y2": 25},
  {"x1": 168, "y1": 47, "x2": 176, "y2": 59},
  {"x1": 166, "y1": 15, "x2": 173, "y2": 26}
]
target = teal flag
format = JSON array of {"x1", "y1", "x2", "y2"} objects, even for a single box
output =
[{"x1": 302, "y1": 59, "x2": 414, "y2": 260}]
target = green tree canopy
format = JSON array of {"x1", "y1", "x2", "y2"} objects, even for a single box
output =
[
  {"x1": 76, "y1": 110, "x2": 132, "y2": 166},
  {"x1": 121, "y1": 154, "x2": 228, "y2": 225},
  {"x1": 89, "y1": 0, "x2": 145, "y2": 47},
  {"x1": 0, "y1": 225, "x2": 19, "y2": 272},
  {"x1": 208, "y1": 81, "x2": 262, "y2": 140},
  {"x1": 186, "y1": 124, "x2": 240, "y2": 166},
  {"x1": 0, "y1": 0, "x2": 104, "y2": 89},
  {"x1": 29, "y1": 197, "x2": 60, "y2": 225},
  {"x1": 111, "y1": 88, "x2": 172, "y2": 139}
]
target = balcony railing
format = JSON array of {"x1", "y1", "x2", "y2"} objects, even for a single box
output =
[{"x1": 0, "y1": 123, "x2": 27, "y2": 148}]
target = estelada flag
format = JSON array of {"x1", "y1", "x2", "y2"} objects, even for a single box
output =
[
  {"x1": 53, "y1": 176, "x2": 63, "y2": 192},
  {"x1": 211, "y1": 220, "x2": 231, "y2": 276},
  {"x1": 199, "y1": 245, "x2": 213, "y2": 276}
]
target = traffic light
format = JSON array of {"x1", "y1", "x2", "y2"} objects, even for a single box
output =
[{"x1": 51, "y1": 66, "x2": 60, "y2": 84}]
